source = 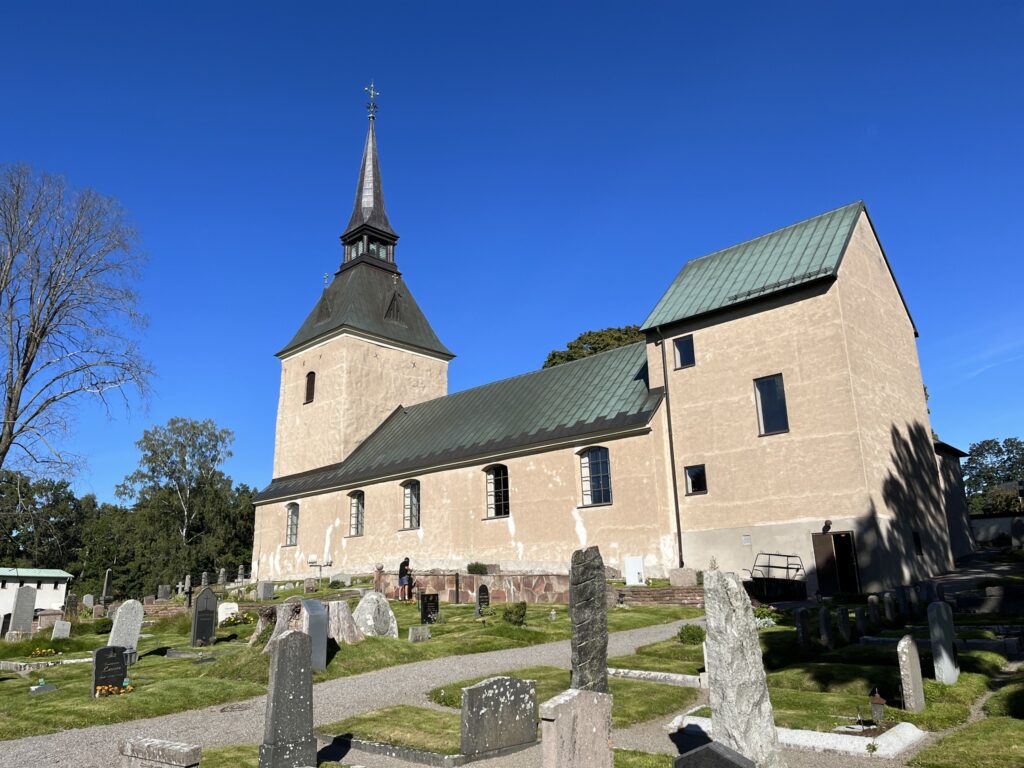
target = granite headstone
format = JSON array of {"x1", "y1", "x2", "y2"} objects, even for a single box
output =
[
  {"x1": 190, "y1": 587, "x2": 218, "y2": 647},
  {"x1": 897, "y1": 634, "x2": 925, "y2": 712},
  {"x1": 569, "y1": 545, "x2": 608, "y2": 693},
  {"x1": 928, "y1": 601, "x2": 960, "y2": 684},
  {"x1": 460, "y1": 676, "x2": 538, "y2": 757},
  {"x1": 258, "y1": 630, "x2": 316, "y2": 768},
  {"x1": 9, "y1": 585, "x2": 36, "y2": 633},
  {"x1": 327, "y1": 600, "x2": 364, "y2": 645},
  {"x1": 108, "y1": 599, "x2": 144, "y2": 651},
  {"x1": 92, "y1": 645, "x2": 128, "y2": 698}
]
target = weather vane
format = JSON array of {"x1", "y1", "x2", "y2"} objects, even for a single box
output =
[{"x1": 364, "y1": 80, "x2": 380, "y2": 119}]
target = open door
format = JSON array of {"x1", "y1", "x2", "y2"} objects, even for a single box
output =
[{"x1": 812, "y1": 531, "x2": 861, "y2": 596}]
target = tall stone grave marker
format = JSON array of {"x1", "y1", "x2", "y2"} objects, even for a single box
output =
[
  {"x1": 83, "y1": 593, "x2": 95, "y2": 610},
  {"x1": 460, "y1": 676, "x2": 538, "y2": 757},
  {"x1": 327, "y1": 600, "x2": 364, "y2": 645},
  {"x1": 9, "y1": 585, "x2": 36, "y2": 634},
  {"x1": 218, "y1": 568, "x2": 227, "y2": 585},
  {"x1": 256, "y1": 581, "x2": 274, "y2": 601},
  {"x1": 541, "y1": 687, "x2": 613, "y2": 768},
  {"x1": 928, "y1": 601, "x2": 960, "y2": 684},
  {"x1": 704, "y1": 570, "x2": 787, "y2": 768},
  {"x1": 836, "y1": 607, "x2": 852, "y2": 644},
  {"x1": 352, "y1": 592, "x2": 399, "y2": 638},
  {"x1": 108, "y1": 599, "x2": 144, "y2": 651},
  {"x1": 101, "y1": 568, "x2": 113, "y2": 606},
  {"x1": 300, "y1": 598, "x2": 328, "y2": 671},
  {"x1": 569, "y1": 545, "x2": 608, "y2": 692},
  {"x1": 51, "y1": 620, "x2": 72, "y2": 640},
  {"x1": 238, "y1": 564, "x2": 246, "y2": 582},
  {"x1": 157, "y1": 584, "x2": 172, "y2": 601},
  {"x1": 65, "y1": 593, "x2": 79, "y2": 616},
  {"x1": 92, "y1": 645, "x2": 128, "y2": 698},
  {"x1": 883, "y1": 592, "x2": 897, "y2": 623},
  {"x1": 897, "y1": 635, "x2": 925, "y2": 712},
  {"x1": 259, "y1": 630, "x2": 316, "y2": 768},
  {"x1": 793, "y1": 607, "x2": 811, "y2": 649},
  {"x1": 819, "y1": 607, "x2": 834, "y2": 649},
  {"x1": 201, "y1": 572, "x2": 209, "y2": 588},
  {"x1": 475, "y1": 584, "x2": 490, "y2": 617},
  {"x1": 191, "y1": 587, "x2": 218, "y2": 647}
]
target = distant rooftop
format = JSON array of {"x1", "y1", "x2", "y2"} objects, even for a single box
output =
[{"x1": 0, "y1": 567, "x2": 72, "y2": 580}]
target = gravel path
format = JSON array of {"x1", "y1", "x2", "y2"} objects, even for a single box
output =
[{"x1": 0, "y1": 618, "x2": 697, "y2": 768}]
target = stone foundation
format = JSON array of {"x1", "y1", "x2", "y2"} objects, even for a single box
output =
[{"x1": 374, "y1": 571, "x2": 572, "y2": 605}]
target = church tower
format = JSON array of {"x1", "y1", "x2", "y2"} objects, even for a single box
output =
[{"x1": 271, "y1": 91, "x2": 453, "y2": 478}]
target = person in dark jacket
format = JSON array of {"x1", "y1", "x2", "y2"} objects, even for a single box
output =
[{"x1": 398, "y1": 557, "x2": 412, "y2": 601}]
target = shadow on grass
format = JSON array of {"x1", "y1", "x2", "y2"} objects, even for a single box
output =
[
  {"x1": 668, "y1": 724, "x2": 711, "y2": 755},
  {"x1": 318, "y1": 735, "x2": 354, "y2": 763}
]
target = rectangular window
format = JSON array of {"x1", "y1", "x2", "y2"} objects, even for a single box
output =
[
  {"x1": 912, "y1": 531, "x2": 923, "y2": 557},
  {"x1": 674, "y1": 335, "x2": 695, "y2": 369},
  {"x1": 486, "y1": 466, "x2": 510, "y2": 517},
  {"x1": 286, "y1": 504, "x2": 299, "y2": 546},
  {"x1": 403, "y1": 482, "x2": 421, "y2": 529},
  {"x1": 581, "y1": 447, "x2": 612, "y2": 505},
  {"x1": 754, "y1": 374, "x2": 789, "y2": 435},
  {"x1": 685, "y1": 464, "x2": 707, "y2": 495},
  {"x1": 349, "y1": 493, "x2": 364, "y2": 536},
  {"x1": 1, "y1": 580, "x2": 6, "y2": 589},
  {"x1": 53, "y1": 582, "x2": 59, "y2": 590}
]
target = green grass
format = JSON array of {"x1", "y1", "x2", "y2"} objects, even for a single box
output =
[
  {"x1": 984, "y1": 670, "x2": 1024, "y2": 718},
  {"x1": 426, "y1": 665, "x2": 698, "y2": 728},
  {"x1": 910, "y1": 718, "x2": 1024, "y2": 768},
  {"x1": 0, "y1": 633, "x2": 105, "y2": 660},
  {"x1": 199, "y1": 744, "x2": 346, "y2": 767},
  {"x1": 608, "y1": 638, "x2": 705, "y2": 675},
  {"x1": 320, "y1": 705, "x2": 462, "y2": 754},
  {"x1": 613, "y1": 749, "x2": 674, "y2": 768}
]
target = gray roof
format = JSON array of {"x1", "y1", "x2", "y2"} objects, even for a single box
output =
[
  {"x1": 341, "y1": 118, "x2": 397, "y2": 241},
  {"x1": 277, "y1": 259, "x2": 453, "y2": 359},
  {"x1": 255, "y1": 342, "x2": 660, "y2": 503}
]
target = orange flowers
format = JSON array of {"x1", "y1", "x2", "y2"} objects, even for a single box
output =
[{"x1": 94, "y1": 684, "x2": 135, "y2": 697}]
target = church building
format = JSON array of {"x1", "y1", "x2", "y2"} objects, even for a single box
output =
[{"x1": 251, "y1": 105, "x2": 969, "y2": 596}]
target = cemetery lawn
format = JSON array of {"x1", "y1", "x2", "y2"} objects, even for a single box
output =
[
  {"x1": 426, "y1": 665, "x2": 700, "y2": 727},
  {"x1": 613, "y1": 750, "x2": 674, "y2": 768},
  {"x1": 320, "y1": 705, "x2": 462, "y2": 754},
  {"x1": 607, "y1": 638, "x2": 705, "y2": 675},
  {"x1": 909, "y1": 717, "x2": 1024, "y2": 768},
  {"x1": 200, "y1": 744, "x2": 346, "y2": 767}
]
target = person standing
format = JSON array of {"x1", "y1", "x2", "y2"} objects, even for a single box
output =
[{"x1": 398, "y1": 557, "x2": 411, "y2": 601}]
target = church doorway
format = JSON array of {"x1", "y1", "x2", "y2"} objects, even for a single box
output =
[{"x1": 811, "y1": 531, "x2": 861, "y2": 596}]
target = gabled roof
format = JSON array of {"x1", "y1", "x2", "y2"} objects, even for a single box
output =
[
  {"x1": 255, "y1": 342, "x2": 661, "y2": 503},
  {"x1": 642, "y1": 201, "x2": 865, "y2": 331},
  {"x1": 277, "y1": 260, "x2": 453, "y2": 359},
  {"x1": 0, "y1": 568, "x2": 72, "y2": 580}
]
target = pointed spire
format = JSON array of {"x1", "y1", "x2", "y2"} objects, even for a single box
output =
[{"x1": 341, "y1": 107, "x2": 397, "y2": 243}]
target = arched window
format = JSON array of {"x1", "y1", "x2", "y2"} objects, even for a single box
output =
[
  {"x1": 285, "y1": 503, "x2": 299, "y2": 546},
  {"x1": 349, "y1": 491, "x2": 365, "y2": 537},
  {"x1": 304, "y1": 371, "x2": 316, "y2": 404},
  {"x1": 579, "y1": 446, "x2": 612, "y2": 506},
  {"x1": 402, "y1": 480, "x2": 421, "y2": 529},
  {"x1": 485, "y1": 465, "x2": 510, "y2": 518}
]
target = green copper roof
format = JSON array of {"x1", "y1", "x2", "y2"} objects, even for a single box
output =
[
  {"x1": 641, "y1": 201, "x2": 864, "y2": 331},
  {"x1": 278, "y1": 260, "x2": 453, "y2": 359},
  {"x1": 255, "y1": 342, "x2": 660, "y2": 503},
  {"x1": 0, "y1": 568, "x2": 72, "y2": 579}
]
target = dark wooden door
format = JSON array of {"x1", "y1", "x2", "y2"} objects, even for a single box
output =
[{"x1": 812, "y1": 531, "x2": 861, "y2": 596}]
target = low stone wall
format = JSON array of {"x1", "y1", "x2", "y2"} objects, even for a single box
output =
[
  {"x1": 606, "y1": 586, "x2": 705, "y2": 608},
  {"x1": 374, "y1": 571, "x2": 571, "y2": 605},
  {"x1": 142, "y1": 603, "x2": 188, "y2": 619}
]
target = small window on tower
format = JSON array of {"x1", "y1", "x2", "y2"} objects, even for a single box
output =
[
  {"x1": 304, "y1": 371, "x2": 316, "y2": 404},
  {"x1": 674, "y1": 335, "x2": 695, "y2": 369}
]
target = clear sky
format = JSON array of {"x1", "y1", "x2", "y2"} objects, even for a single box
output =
[{"x1": 2, "y1": 2, "x2": 1022, "y2": 501}]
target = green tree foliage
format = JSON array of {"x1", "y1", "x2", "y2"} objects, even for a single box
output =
[
  {"x1": 543, "y1": 325, "x2": 645, "y2": 368},
  {"x1": 963, "y1": 437, "x2": 1024, "y2": 515}
]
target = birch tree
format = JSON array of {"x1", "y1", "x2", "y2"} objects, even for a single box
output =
[{"x1": 0, "y1": 164, "x2": 149, "y2": 471}]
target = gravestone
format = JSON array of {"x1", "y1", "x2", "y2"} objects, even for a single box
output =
[
  {"x1": 460, "y1": 676, "x2": 538, "y2": 757},
  {"x1": 201, "y1": 572, "x2": 209, "y2": 588},
  {"x1": 883, "y1": 592, "x2": 897, "y2": 623},
  {"x1": 819, "y1": 607, "x2": 834, "y2": 649},
  {"x1": 190, "y1": 587, "x2": 218, "y2": 647},
  {"x1": 928, "y1": 601, "x2": 960, "y2": 684},
  {"x1": 920, "y1": 580, "x2": 937, "y2": 605},
  {"x1": 144, "y1": 596, "x2": 156, "y2": 606},
  {"x1": 256, "y1": 581, "x2": 274, "y2": 601},
  {"x1": 897, "y1": 635, "x2": 925, "y2": 712},
  {"x1": 109, "y1": 599, "x2": 144, "y2": 650},
  {"x1": 540, "y1": 687, "x2": 612, "y2": 768},
  {"x1": 101, "y1": 569, "x2": 113, "y2": 605},
  {"x1": 259, "y1": 630, "x2": 316, "y2": 768},
  {"x1": 9, "y1": 586, "x2": 37, "y2": 633},
  {"x1": 569, "y1": 545, "x2": 608, "y2": 693},
  {"x1": 409, "y1": 626, "x2": 431, "y2": 642},
  {"x1": 238, "y1": 564, "x2": 246, "y2": 582},
  {"x1": 623, "y1": 555, "x2": 646, "y2": 586},
  {"x1": 303, "y1": 578, "x2": 317, "y2": 594},
  {"x1": 793, "y1": 607, "x2": 811, "y2": 649},
  {"x1": 836, "y1": 607, "x2": 852, "y2": 644},
  {"x1": 264, "y1": 598, "x2": 303, "y2": 652},
  {"x1": 83, "y1": 593, "x2": 95, "y2": 610},
  {"x1": 907, "y1": 587, "x2": 921, "y2": 617},
  {"x1": 420, "y1": 593, "x2": 440, "y2": 624},
  {"x1": 184, "y1": 574, "x2": 192, "y2": 593},
  {"x1": 669, "y1": 567, "x2": 699, "y2": 588},
  {"x1": 36, "y1": 609, "x2": 62, "y2": 630},
  {"x1": 218, "y1": 601, "x2": 240, "y2": 624},
  {"x1": 352, "y1": 591, "x2": 399, "y2": 638},
  {"x1": 866, "y1": 594, "x2": 880, "y2": 626},
  {"x1": 704, "y1": 570, "x2": 786, "y2": 768},
  {"x1": 118, "y1": 737, "x2": 201, "y2": 768},
  {"x1": 92, "y1": 645, "x2": 128, "y2": 698},
  {"x1": 218, "y1": 568, "x2": 227, "y2": 585},
  {"x1": 854, "y1": 607, "x2": 868, "y2": 636},
  {"x1": 327, "y1": 601, "x2": 364, "y2": 645},
  {"x1": 65, "y1": 593, "x2": 79, "y2": 616},
  {"x1": 895, "y1": 585, "x2": 910, "y2": 617},
  {"x1": 673, "y1": 742, "x2": 756, "y2": 768},
  {"x1": 51, "y1": 620, "x2": 71, "y2": 640},
  {"x1": 175, "y1": 582, "x2": 184, "y2": 595},
  {"x1": 92, "y1": 605, "x2": 105, "y2": 619},
  {"x1": 300, "y1": 598, "x2": 328, "y2": 671},
  {"x1": 475, "y1": 584, "x2": 491, "y2": 617},
  {"x1": 157, "y1": 584, "x2": 172, "y2": 601}
]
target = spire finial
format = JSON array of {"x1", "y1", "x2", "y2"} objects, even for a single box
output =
[{"x1": 364, "y1": 80, "x2": 380, "y2": 120}]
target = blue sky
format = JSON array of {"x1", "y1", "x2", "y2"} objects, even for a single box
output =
[{"x1": 2, "y1": 2, "x2": 1022, "y2": 501}]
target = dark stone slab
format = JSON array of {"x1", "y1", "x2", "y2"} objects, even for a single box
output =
[
  {"x1": 92, "y1": 645, "x2": 128, "y2": 698},
  {"x1": 421, "y1": 593, "x2": 440, "y2": 624},
  {"x1": 569, "y1": 545, "x2": 608, "y2": 693},
  {"x1": 30, "y1": 683, "x2": 57, "y2": 695},
  {"x1": 157, "y1": 584, "x2": 172, "y2": 601},
  {"x1": 475, "y1": 585, "x2": 490, "y2": 617},
  {"x1": 119, "y1": 737, "x2": 201, "y2": 767},
  {"x1": 259, "y1": 630, "x2": 316, "y2": 768},
  {"x1": 460, "y1": 676, "x2": 537, "y2": 756},
  {"x1": 674, "y1": 742, "x2": 756, "y2": 767},
  {"x1": 300, "y1": 598, "x2": 328, "y2": 672},
  {"x1": 190, "y1": 587, "x2": 218, "y2": 647},
  {"x1": 101, "y1": 568, "x2": 113, "y2": 605}
]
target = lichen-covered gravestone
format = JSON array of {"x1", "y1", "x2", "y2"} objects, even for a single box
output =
[
  {"x1": 300, "y1": 598, "x2": 328, "y2": 671},
  {"x1": 51, "y1": 620, "x2": 71, "y2": 640},
  {"x1": 541, "y1": 688, "x2": 613, "y2": 768},
  {"x1": 264, "y1": 598, "x2": 303, "y2": 653},
  {"x1": 327, "y1": 600, "x2": 364, "y2": 645},
  {"x1": 259, "y1": 630, "x2": 316, "y2": 768},
  {"x1": 118, "y1": 737, "x2": 201, "y2": 768},
  {"x1": 190, "y1": 587, "x2": 218, "y2": 647},
  {"x1": 569, "y1": 545, "x2": 608, "y2": 692},
  {"x1": 352, "y1": 591, "x2": 399, "y2": 638},
  {"x1": 704, "y1": 570, "x2": 787, "y2": 768},
  {"x1": 108, "y1": 599, "x2": 144, "y2": 651},
  {"x1": 897, "y1": 635, "x2": 925, "y2": 712},
  {"x1": 8, "y1": 585, "x2": 36, "y2": 635},
  {"x1": 928, "y1": 601, "x2": 960, "y2": 685},
  {"x1": 460, "y1": 676, "x2": 538, "y2": 757}
]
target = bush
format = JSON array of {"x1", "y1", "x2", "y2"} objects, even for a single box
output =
[
  {"x1": 502, "y1": 601, "x2": 528, "y2": 626},
  {"x1": 328, "y1": 579, "x2": 344, "y2": 589},
  {"x1": 93, "y1": 618, "x2": 112, "y2": 634},
  {"x1": 754, "y1": 605, "x2": 782, "y2": 628},
  {"x1": 466, "y1": 562, "x2": 488, "y2": 575},
  {"x1": 678, "y1": 624, "x2": 706, "y2": 645}
]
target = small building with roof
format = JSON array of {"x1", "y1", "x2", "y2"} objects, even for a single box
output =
[
  {"x1": 0, "y1": 568, "x2": 72, "y2": 634},
  {"x1": 252, "y1": 104, "x2": 969, "y2": 596}
]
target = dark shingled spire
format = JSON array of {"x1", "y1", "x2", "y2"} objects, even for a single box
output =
[{"x1": 341, "y1": 118, "x2": 397, "y2": 242}]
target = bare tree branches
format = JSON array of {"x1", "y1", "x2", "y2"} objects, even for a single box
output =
[{"x1": 0, "y1": 164, "x2": 150, "y2": 472}]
